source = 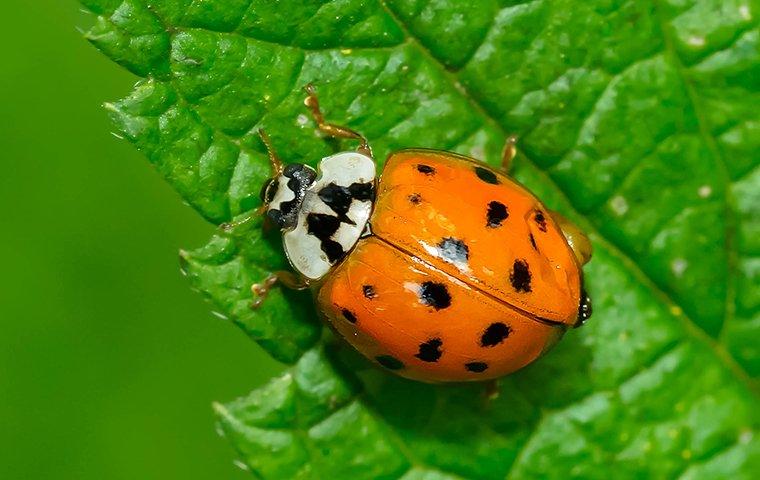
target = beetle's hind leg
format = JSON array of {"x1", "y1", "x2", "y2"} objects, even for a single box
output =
[
  {"x1": 303, "y1": 83, "x2": 373, "y2": 158},
  {"x1": 484, "y1": 379, "x2": 500, "y2": 401},
  {"x1": 250, "y1": 271, "x2": 309, "y2": 309}
]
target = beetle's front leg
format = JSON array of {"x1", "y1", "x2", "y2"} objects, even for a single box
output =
[
  {"x1": 303, "y1": 83, "x2": 373, "y2": 158},
  {"x1": 250, "y1": 271, "x2": 309, "y2": 309}
]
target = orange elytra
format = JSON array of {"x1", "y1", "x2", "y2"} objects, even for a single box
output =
[{"x1": 245, "y1": 84, "x2": 592, "y2": 383}]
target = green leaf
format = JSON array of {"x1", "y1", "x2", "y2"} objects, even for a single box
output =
[{"x1": 83, "y1": 0, "x2": 760, "y2": 477}]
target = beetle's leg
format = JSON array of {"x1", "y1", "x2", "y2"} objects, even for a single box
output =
[
  {"x1": 484, "y1": 379, "x2": 500, "y2": 401},
  {"x1": 258, "y1": 128, "x2": 284, "y2": 175},
  {"x1": 500, "y1": 135, "x2": 518, "y2": 173},
  {"x1": 550, "y1": 210, "x2": 592, "y2": 266},
  {"x1": 218, "y1": 204, "x2": 267, "y2": 233},
  {"x1": 250, "y1": 271, "x2": 309, "y2": 309},
  {"x1": 303, "y1": 83, "x2": 373, "y2": 158}
]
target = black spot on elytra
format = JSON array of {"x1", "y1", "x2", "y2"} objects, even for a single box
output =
[
  {"x1": 486, "y1": 201, "x2": 509, "y2": 228},
  {"x1": 408, "y1": 193, "x2": 422, "y2": 204},
  {"x1": 475, "y1": 166, "x2": 499, "y2": 184},
  {"x1": 341, "y1": 308, "x2": 357, "y2": 323},
  {"x1": 465, "y1": 361, "x2": 488, "y2": 373},
  {"x1": 362, "y1": 285, "x2": 377, "y2": 299},
  {"x1": 534, "y1": 209, "x2": 547, "y2": 232},
  {"x1": 529, "y1": 233, "x2": 538, "y2": 250},
  {"x1": 306, "y1": 213, "x2": 345, "y2": 263},
  {"x1": 437, "y1": 237, "x2": 469, "y2": 266},
  {"x1": 318, "y1": 181, "x2": 375, "y2": 224},
  {"x1": 480, "y1": 322, "x2": 512, "y2": 347},
  {"x1": 510, "y1": 259, "x2": 532, "y2": 293},
  {"x1": 419, "y1": 281, "x2": 452, "y2": 310},
  {"x1": 376, "y1": 355, "x2": 404, "y2": 370},
  {"x1": 417, "y1": 164, "x2": 435, "y2": 175},
  {"x1": 415, "y1": 338, "x2": 443, "y2": 362},
  {"x1": 577, "y1": 288, "x2": 592, "y2": 327}
]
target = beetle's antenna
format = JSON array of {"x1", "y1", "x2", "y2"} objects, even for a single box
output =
[{"x1": 258, "y1": 129, "x2": 284, "y2": 175}]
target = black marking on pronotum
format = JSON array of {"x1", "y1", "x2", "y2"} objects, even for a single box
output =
[
  {"x1": 306, "y1": 213, "x2": 345, "y2": 263},
  {"x1": 534, "y1": 209, "x2": 547, "y2": 232},
  {"x1": 465, "y1": 361, "x2": 488, "y2": 373},
  {"x1": 486, "y1": 201, "x2": 509, "y2": 228},
  {"x1": 362, "y1": 285, "x2": 377, "y2": 299},
  {"x1": 317, "y1": 183, "x2": 353, "y2": 224},
  {"x1": 341, "y1": 308, "x2": 357, "y2": 323},
  {"x1": 376, "y1": 355, "x2": 404, "y2": 370},
  {"x1": 267, "y1": 164, "x2": 317, "y2": 230},
  {"x1": 415, "y1": 338, "x2": 443, "y2": 362},
  {"x1": 417, "y1": 164, "x2": 435, "y2": 175},
  {"x1": 306, "y1": 213, "x2": 340, "y2": 238},
  {"x1": 348, "y1": 182, "x2": 375, "y2": 201},
  {"x1": 529, "y1": 233, "x2": 538, "y2": 250},
  {"x1": 318, "y1": 181, "x2": 375, "y2": 224},
  {"x1": 437, "y1": 237, "x2": 469, "y2": 266},
  {"x1": 408, "y1": 193, "x2": 422, "y2": 204},
  {"x1": 510, "y1": 259, "x2": 532, "y2": 293},
  {"x1": 480, "y1": 322, "x2": 512, "y2": 347},
  {"x1": 576, "y1": 288, "x2": 592, "y2": 327},
  {"x1": 419, "y1": 281, "x2": 452, "y2": 310},
  {"x1": 474, "y1": 166, "x2": 499, "y2": 184},
  {"x1": 322, "y1": 242, "x2": 345, "y2": 263}
]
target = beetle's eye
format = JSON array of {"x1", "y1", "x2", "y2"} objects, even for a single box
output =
[{"x1": 260, "y1": 178, "x2": 276, "y2": 203}]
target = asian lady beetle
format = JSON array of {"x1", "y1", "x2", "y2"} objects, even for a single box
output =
[{"x1": 238, "y1": 84, "x2": 592, "y2": 383}]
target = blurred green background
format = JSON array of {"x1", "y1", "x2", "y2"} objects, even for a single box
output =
[{"x1": 0, "y1": 2, "x2": 282, "y2": 479}]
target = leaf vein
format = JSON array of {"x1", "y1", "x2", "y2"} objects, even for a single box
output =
[{"x1": 651, "y1": 0, "x2": 739, "y2": 343}]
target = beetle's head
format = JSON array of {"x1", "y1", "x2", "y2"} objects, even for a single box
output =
[{"x1": 260, "y1": 163, "x2": 317, "y2": 231}]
